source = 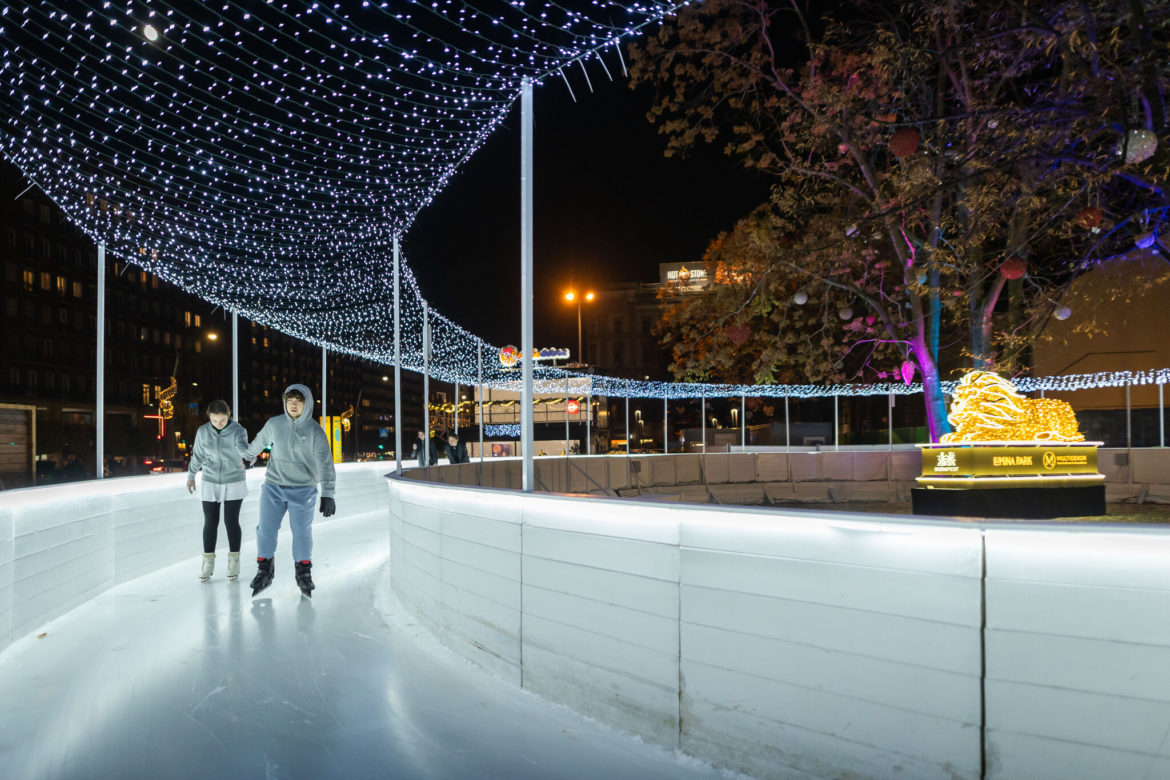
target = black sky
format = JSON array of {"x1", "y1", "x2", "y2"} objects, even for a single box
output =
[{"x1": 402, "y1": 70, "x2": 772, "y2": 351}]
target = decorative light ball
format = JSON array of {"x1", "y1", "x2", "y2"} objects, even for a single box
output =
[
  {"x1": 1054, "y1": 305, "x2": 1072, "y2": 321},
  {"x1": 838, "y1": 143, "x2": 850, "y2": 155},
  {"x1": 793, "y1": 291, "x2": 808, "y2": 305},
  {"x1": 900, "y1": 360, "x2": 916, "y2": 385},
  {"x1": 1124, "y1": 129, "x2": 1158, "y2": 164},
  {"x1": 888, "y1": 127, "x2": 921, "y2": 158},
  {"x1": 1136, "y1": 232, "x2": 1157, "y2": 250},
  {"x1": 1075, "y1": 207, "x2": 1103, "y2": 229},
  {"x1": 143, "y1": 24, "x2": 159, "y2": 42},
  {"x1": 952, "y1": 290, "x2": 962, "y2": 297},
  {"x1": 1000, "y1": 256, "x2": 1027, "y2": 280},
  {"x1": 838, "y1": 306, "x2": 854, "y2": 320}
]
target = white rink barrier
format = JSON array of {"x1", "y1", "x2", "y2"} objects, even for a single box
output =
[
  {"x1": 387, "y1": 470, "x2": 1170, "y2": 780},
  {"x1": 0, "y1": 461, "x2": 391, "y2": 653}
]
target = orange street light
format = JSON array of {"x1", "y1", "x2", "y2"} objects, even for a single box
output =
[{"x1": 563, "y1": 289, "x2": 595, "y2": 365}]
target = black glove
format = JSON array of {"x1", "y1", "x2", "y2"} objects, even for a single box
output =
[{"x1": 319, "y1": 496, "x2": 336, "y2": 517}]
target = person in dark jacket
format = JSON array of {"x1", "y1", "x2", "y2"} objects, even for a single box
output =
[
  {"x1": 413, "y1": 430, "x2": 439, "y2": 466},
  {"x1": 445, "y1": 433, "x2": 469, "y2": 464},
  {"x1": 187, "y1": 400, "x2": 249, "y2": 582}
]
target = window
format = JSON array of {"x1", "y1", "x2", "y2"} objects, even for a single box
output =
[
  {"x1": 44, "y1": 372, "x2": 55, "y2": 390},
  {"x1": 194, "y1": 314, "x2": 201, "y2": 327},
  {"x1": 9, "y1": 368, "x2": 19, "y2": 386},
  {"x1": 20, "y1": 198, "x2": 33, "y2": 217},
  {"x1": 262, "y1": 337, "x2": 269, "y2": 348},
  {"x1": 56, "y1": 275, "x2": 67, "y2": 296},
  {"x1": 62, "y1": 375, "x2": 70, "y2": 393},
  {"x1": 152, "y1": 329, "x2": 160, "y2": 344},
  {"x1": 151, "y1": 275, "x2": 159, "y2": 290},
  {"x1": 142, "y1": 384, "x2": 151, "y2": 405},
  {"x1": 184, "y1": 311, "x2": 191, "y2": 327},
  {"x1": 140, "y1": 326, "x2": 149, "y2": 341},
  {"x1": 22, "y1": 269, "x2": 34, "y2": 292},
  {"x1": 72, "y1": 281, "x2": 82, "y2": 298},
  {"x1": 27, "y1": 371, "x2": 37, "y2": 391},
  {"x1": 40, "y1": 238, "x2": 52, "y2": 259},
  {"x1": 23, "y1": 233, "x2": 35, "y2": 255},
  {"x1": 2, "y1": 229, "x2": 14, "y2": 246},
  {"x1": 612, "y1": 343, "x2": 626, "y2": 367},
  {"x1": 40, "y1": 271, "x2": 51, "y2": 291},
  {"x1": 57, "y1": 308, "x2": 68, "y2": 325},
  {"x1": 39, "y1": 205, "x2": 50, "y2": 224},
  {"x1": 195, "y1": 340, "x2": 202, "y2": 353},
  {"x1": 163, "y1": 332, "x2": 171, "y2": 346},
  {"x1": 42, "y1": 339, "x2": 53, "y2": 359},
  {"x1": 5, "y1": 298, "x2": 16, "y2": 317},
  {"x1": 175, "y1": 334, "x2": 182, "y2": 349}
]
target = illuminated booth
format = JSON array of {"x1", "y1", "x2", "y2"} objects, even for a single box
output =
[{"x1": 913, "y1": 371, "x2": 1106, "y2": 518}]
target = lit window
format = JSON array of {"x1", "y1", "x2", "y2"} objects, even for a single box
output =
[
  {"x1": 22, "y1": 270, "x2": 34, "y2": 292},
  {"x1": 195, "y1": 340, "x2": 202, "y2": 353},
  {"x1": 194, "y1": 314, "x2": 201, "y2": 327},
  {"x1": 56, "y1": 276, "x2": 67, "y2": 296},
  {"x1": 184, "y1": 311, "x2": 191, "y2": 327},
  {"x1": 40, "y1": 272, "x2": 51, "y2": 291},
  {"x1": 72, "y1": 281, "x2": 82, "y2": 298}
]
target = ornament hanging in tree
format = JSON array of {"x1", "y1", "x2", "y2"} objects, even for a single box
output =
[
  {"x1": 1000, "y1": 256, "x2": 1027, "y2": 280},
  {"x1": 1075, "y1": 207, "x2": 1103, "y2": 229},
  {"x1": 793, "y1": 291, "x2": 809, "y2": 305},
  {"x1": 1054, "y1": 306, "x2": 1072, "y2": 321},
  {"x1": 838, "y1": 306, "x2": 854, "y2": 320},
  {"x1": 1123, "y1": 129, "x2": 1158, "y2": 164},
  {"x1": 900, "y1": 360, "x2": 916, "y2": 385},
  {"x1": 725, "y1": 325, "x2": 751, "y2": 346},
  {"x1": 888, "y1": 127, "x2": 921, "y2": 158}
]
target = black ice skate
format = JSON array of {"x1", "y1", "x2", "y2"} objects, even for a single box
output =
[
  {"x1": 250, "y1": 557, "x2": 274, "y2": 597},
  {"x1": 295, "y1": 560, "x2": 315, "y2": 598}
]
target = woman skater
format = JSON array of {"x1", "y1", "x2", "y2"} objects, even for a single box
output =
[{"x1": 187, "y1": 400, "x2": 249, "y2": 582}]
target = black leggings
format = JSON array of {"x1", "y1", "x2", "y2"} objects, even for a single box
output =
[{"x1": 202, "y1": 499, "x2": 243, "y2": 553}]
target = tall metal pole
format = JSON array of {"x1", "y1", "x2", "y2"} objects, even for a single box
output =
[
  {"x1": 888, "y1": 389, "x2": 894, "y2": 450},
  {"x1": 564, "y1": 372, "x2": 570, "y2": 455},
  {"x1": 393, "y1": 235, "x2": 403, "y2": 475},
  {"x1": 321, "y1": 347, "x2": 327, "y2": 424},
  {"x1": 576, "y1": 298, "x2": 583, "y2": 366},
  {"x1": 700, "y1": 389, "x2": 706, "y2": 453},
  {"x1": 478, "y1": 344, "x2": 485, "y2": 462},
  {"x1": 1160, "y1": 381, "x2": 1165, "y2": 449},
  {"x1": 96, "y1": 243, "x2": 105, "y2": 479},
  {"x1": 455, "y1": 379, "x2": 460, "y2": 436},
  {"x1": 1126, "y1": 381, "x2": 1132, "y2": 449},
  {"x1": 423, "y1": 302, "x2": 431, "y2": 461},
  {"x1": 231, "y1": 314, "x2": 239, "y2": 420},
  {"x1": 834, "y1": 394, "x2": 839, "y2": 451},
  {"x1": 741, "y1": 394, "x2": 746, "y2": 449},
  {"x1": 664, "y1": 396, "x2": 668, "y2": 453},
  {"x1": 520, "y1": 79, "x2": 535, "y2": 491},
  {"x1": 585, "y1": 383, "x2": 592, "y2": 456},
  {"x1": 625, "y1": 393, "x2": 630, "y2": 455},
  {"x1": 785, "y1": 393, "x2": 790, "y2": 452}
]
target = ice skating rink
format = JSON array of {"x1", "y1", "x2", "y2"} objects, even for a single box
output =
[{"x1": 0, "y1": 510, "x2": 733, "y2": 780}]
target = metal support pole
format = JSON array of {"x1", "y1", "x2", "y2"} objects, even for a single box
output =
[
  {"x1": 888, "y1": 390, "x2": 894, "y2": 450},
  {"x1": 1160, "y1": 381, "x2": 1165, "y2": 448},
  {"x1": 96, "y1": 243, "x2": 105, "y2": 478},
  {"x1": 478, "y1": 344, "x2": 485, "y2": 462},
  {"x1": 520, "y1": 79, "x2": 535, "y2": 492},
  {"x1": 585, "y1": 383, "x2": 592, "y2": 456},
  {"x1": 834, "y1": 394, "x2": 839, "y2": 451},
  {"x1": 741, "y1": 394, "x2": 746, "y2": 450},
  {"x1": 564, "y1": 372, "x2": 570, "y2": 455},
  {"x1": 321, "y1": 347, "x2": 327, "y2": 425},
  {"x1": 785, "y1": 393, "x2": 790, "y2": 452},
  {"x1": 455, "y1": 379, "x2": 459, "y2": 436},
  {"x1": 393, "y1": 235, "x2": 403, "y2": 475},
  {"x1": 231, "y1": 314, "x2": 239, "y2": 420},
  {"x1": 700, "y1": 389, "x2": 706, "y2": 453},
  {"x1": 625, "y1": 393, "x2": 630, "y2": 455},
  {"x1": 1126, "y1": 381, "x2": 1132, "y2": 449},
  {"x1": 423, "y1": 302, "x2": 430, "y2": 459},
  {"x1": 664, "y1": 396, "x2": 668, "y2": 454}
]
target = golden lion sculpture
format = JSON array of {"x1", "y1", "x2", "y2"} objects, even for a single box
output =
[{"x1": 941, "y1": 370, "x2": 1084, "y2": 443}]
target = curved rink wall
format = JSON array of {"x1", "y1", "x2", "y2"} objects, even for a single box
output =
[
  {"x1": 389, "y1": 454, "x2": 1170, "y2": 780},
  {"x1": 4, "y1": 457, "x2": 1169, "y2": 779}
]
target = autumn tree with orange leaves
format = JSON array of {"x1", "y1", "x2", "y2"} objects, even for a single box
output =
[{"x1": 632, "y1": 0, "x2": 1168, "y2": 440}]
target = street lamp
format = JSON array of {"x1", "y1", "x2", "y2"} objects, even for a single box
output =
[{"x1": 563, "y1": 289, "x2": 595, "y2": 366}]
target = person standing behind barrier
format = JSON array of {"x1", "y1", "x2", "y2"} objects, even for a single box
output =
[
  {"x1": 413, "y1": 430, "x2": 438, "y2": 466},
  {"x1": 187, "y1": 400, "x2": 249, "y2": 583},
  {"x1": 445, "y1": 433, "x2": 469, "y2": 464},
  {"x1": 242, "y1": 384, "x2": 336, "y2": 597}
]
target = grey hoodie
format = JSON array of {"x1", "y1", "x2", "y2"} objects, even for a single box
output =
[
  {"x1": 243, "y1": 383, "x2": 336, "y2": 497},
  {"x1": 187, "y1": 419, "x2": 249, "y2": 485}
]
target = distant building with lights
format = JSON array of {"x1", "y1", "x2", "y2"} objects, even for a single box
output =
[{"x1": 0, "y1": 161, "x2": 413, "y2": 486}]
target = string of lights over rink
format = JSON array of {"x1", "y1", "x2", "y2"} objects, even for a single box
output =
[{"x1": 2, "y1": 2, "x2": 1169, "y2": 402}]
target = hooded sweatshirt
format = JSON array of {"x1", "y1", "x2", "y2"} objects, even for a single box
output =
[
  {"x1": 243, "y1": 383, "x2": 336, "y2": 497},
  {"x1": 187, "y1": 419, "x2": 248, "y2": 484}
]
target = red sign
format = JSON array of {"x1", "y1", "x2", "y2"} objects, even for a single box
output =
[{"x1": 566, "y1": 399, "x2": 580, "y2": 414}]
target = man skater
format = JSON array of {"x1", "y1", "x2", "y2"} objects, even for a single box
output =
[{"x1": 243, "y1": 384, "x2": 336, "y2": 597}]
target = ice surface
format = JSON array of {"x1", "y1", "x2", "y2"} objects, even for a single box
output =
[{"x1": 0, "y1": 511, "x2": 736, "y2": 780}]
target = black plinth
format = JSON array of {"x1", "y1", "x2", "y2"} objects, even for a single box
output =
[{"x1": 911, "y1": 484, "x2": 1106, "y2": 519}]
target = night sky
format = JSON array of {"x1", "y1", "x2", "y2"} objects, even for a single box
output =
[{"x1": 402, "y1": 69, "x2": 772, "y2": 351}]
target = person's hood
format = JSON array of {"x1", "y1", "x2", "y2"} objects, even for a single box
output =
[{"x1": 282, "y1": 383, "x2": 315, "y2": 429}]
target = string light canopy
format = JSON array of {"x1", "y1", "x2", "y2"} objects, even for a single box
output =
[{"x1": 3, "y1": 2, "x2": 1169, "y2": 404}]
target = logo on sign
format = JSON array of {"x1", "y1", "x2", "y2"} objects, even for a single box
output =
[
  {"x1": 1043, "y1": 451, "x2": 1056, "y2": 470},
  {"x1": 566, "y1": 399, "x2": 580, "y2": 414}
]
